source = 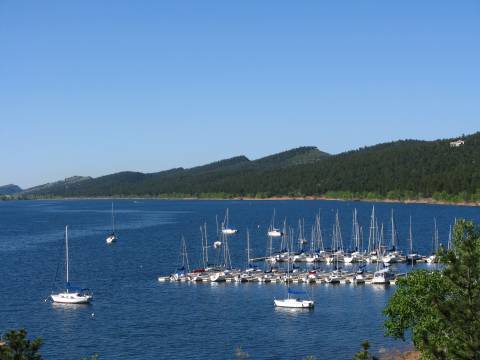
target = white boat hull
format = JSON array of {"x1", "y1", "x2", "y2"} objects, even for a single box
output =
[
  {"x1": 274, "y1": 298, "x2": 314, "y2": 308},
  {"x1": 51, "y1": 292, "x2": 92, "y2": 304},
  {"x1": 106, "y1": 235, "x2": 117, "y2": 244},
  {"x1": 222, "y1": 229, "x2": 238, "y2": 235},
  {"x1": 267, "y1": 230, "x2": 282, "y2": 237}
]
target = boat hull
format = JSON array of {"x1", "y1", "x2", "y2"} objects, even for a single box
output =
[
  {"x1": 274, "y1": 298, "x2": 314, "y2": 308},
  {"x1": 51, "y1": 292, "x2": 92, "y2": 304}
]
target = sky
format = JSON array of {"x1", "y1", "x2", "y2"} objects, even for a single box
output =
[{"x1": 0, "y1": 1, "x2": 479, "y2": 188}]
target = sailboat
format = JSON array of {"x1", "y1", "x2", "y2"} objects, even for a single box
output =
[
  {"x1": 221, "y1": 208, "x2": 238, "y2": 235},
  {"x1": 171, "y1": 236, "x2": 191, "y2": 281},
  {"x1": 406, "y1": 216, "x2": 421, "y2": 264},
  {"x1": 106, "y1": 202, "x2": 117, "y2": 244},
  {"x1": 382, "y1": 210, "x2": 401, "y2": 265},
  {"x1": 267, "y1": 209, "x2": 283, "y2": 237},
  {"x1": 372, "y1": 224, "x2": 395, "y2": 284},
  {"x1": 427, "y1": 218, "x2": 439, "y2": 264},
  {"x1": 51, "y1": 226, "x2": 93, "y2": 304},
  {"x1": 274, "y1": 233, "x2": 314, "y2": 309}
]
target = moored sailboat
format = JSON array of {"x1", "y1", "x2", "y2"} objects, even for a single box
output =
[
  {"x1": 274, "y1": 230, "x2": 314, "y2": 309},
  {"x1": 51, "y1": 226, "x2": 92, "y2": 304},
  {"x1": 106, "y1": 202, "x2": 117, "y2": 244},
  {"x1": 221, "y1": 208, "x2": 238, "y2": 235}
]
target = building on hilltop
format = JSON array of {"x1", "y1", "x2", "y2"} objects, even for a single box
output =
[{"x1": 450, "y1": 139, "x2": 465, "y2": 147}]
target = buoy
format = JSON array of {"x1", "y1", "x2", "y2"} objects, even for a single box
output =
[{"x1": 91, "y1": 312, "x2": 95, "y2": 317}]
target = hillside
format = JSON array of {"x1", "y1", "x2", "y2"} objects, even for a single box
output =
[
  {"x1": 16, "y1": 133, "x2": 480, "y2": 202},
  {"x1": 0, "y1": 184, "x2": 22, "y2": 195},
  {"x1": 19, "y1": 147, "x2": 329, "y2": 198}
]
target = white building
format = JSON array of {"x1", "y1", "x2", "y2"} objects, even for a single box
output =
[{"x1": 450, "y1": 139, "x2": 465, "y2": 147}]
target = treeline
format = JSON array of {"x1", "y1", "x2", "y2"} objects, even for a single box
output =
[{"x1": 18, "y1": 133, "x2": 480, "y2": 203}]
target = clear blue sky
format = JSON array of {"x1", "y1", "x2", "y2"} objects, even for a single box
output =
[{"x1": 1, "y1": 1, "x2": 479, "y2": 188}]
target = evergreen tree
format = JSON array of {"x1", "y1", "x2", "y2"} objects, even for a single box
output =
[
  {"x1": 384, "y1": 219, "x2": 480, "y2": 359},
  {"x1": 0, "y1": 329, "x2": 42, "y2": 360}
]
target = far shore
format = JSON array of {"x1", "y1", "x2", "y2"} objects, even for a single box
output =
[{"x1": 10, "y1": 195, "x2": 480, "y2": 207}]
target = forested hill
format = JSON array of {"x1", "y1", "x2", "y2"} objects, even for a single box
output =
[
  {"x1": 0, "y1": 184, "x2": 22, "y2": 195},
  {"x1": 16, "y1": 133, "x2": 480, "y2": 202},
  {"x1": 18, "y1": 147, "x2": 330, "y2": 198}
]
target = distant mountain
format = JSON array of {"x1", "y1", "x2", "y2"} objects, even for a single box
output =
[
  {"x1": 20, "y1": 147, "x2": 329, "y2": 197},
  {"x1": 17, "y1": 134, "x2": 480, "y2": 202},
  {"x1": 0, "y1": 184, "x2": 22, "y2": 195},
  {"x1": 20, "y1": 176, "x2": 92, "y2": 196}
]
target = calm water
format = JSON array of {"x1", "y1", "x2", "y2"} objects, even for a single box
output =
[{"x1": 0, "y1": 200, "x2": 478, "y2": 359}]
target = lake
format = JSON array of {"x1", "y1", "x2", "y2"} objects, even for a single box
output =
[{"x1": 0, "y1": 199, "x2": 478, "y2": 359}]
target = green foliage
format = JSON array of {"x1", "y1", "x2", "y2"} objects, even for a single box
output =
[
  {"x1": 0, "y1": 329, "x2": 42, "y2": 360},
  {"x1": 384, "y1": 219, "x2": 480, "y2": 359},
  {"x1": 353, "y1": 341, "x2": 378, "y2": 360}
]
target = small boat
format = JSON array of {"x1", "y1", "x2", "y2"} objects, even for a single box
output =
[
  {"x1": 267, "y1": 209, "x2": 283, "y2": 237},
  {"x1": 353, "y1": 266, "x2": 366, "y2": 284},
  {"x1": 268, "y1": 229, "x2": 283, "y2": 237},
  {"x1": 371, "y1": 268, "x2": 395, "y2": 284},
  {"x1": 51, "y1": 226, "x2": 92, "y2": 304},
  {"x1": 210, "y1": 271, "x2": 226, "y2": 282},
  {"x1": 274, "y1": 292, "x2": 314, "y2": 309},
  {"x1": 170, "y1": 236, "x2": 191, "y2": 281},
  {"x1": 406, "y1": 217, "x2": 421, "y2": 263},
  {"x1": 106, "y1": 202, "x2": 117, "y2": 244},
  {"x1": 274, "y1": 241, "x2": 314, "y2": 309},
  {"x1": 221, "y1": 209, "x2": 238, "y2": 235},
  {"x1": 427, "y1": 218, "x2": 440, "y2": 264},
  {"x1": 326, "y1": 269, "x2": 342, "y2": 284}
]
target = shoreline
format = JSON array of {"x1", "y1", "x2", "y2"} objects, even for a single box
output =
[{"x1": 9, "y1": 195, "x2": 480, "y2": 207}]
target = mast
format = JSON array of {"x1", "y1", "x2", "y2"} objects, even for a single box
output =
[
  {"x1": 368, "y1": 206, "x2": 376, "y2": 254},
  {"x1": 204, "y1": 223, "x2": 208, "y2": 266},
  {"x1": 224, "y1": 208, "x2": 229, "y2": 230},
  {"x1": 390, "y1": 209, "x2": 396, "y2": 251},
  {"x1": 271, "y1": 209, "x2": 276, "y2": 231},
  {"x1": 409, "y1": 216, "x2": 413, "y2": 254},
  {"x1": 286, "y1": 226, "x2": 290, "y2": 299},
  {"x1": 111, "y1": 202, "x2": 115, "y2": 233},
  {"x1": 200, "y1": 225, "x2": 206, "y2": 269},
  {"x1": 246, "y1": 228, "x2": 251, "y2": 267},
  {"x1": 65, "y1": 225, "x2": 69, "y2": 286},
  {"x1": 317, "y1": 211, "x2": 324, "y2": 252},
  {"x1": 448, "y1": 224, "x2": 452, "y2": 250},
  {"x1": 352, "y1": 208, "x2": 359, "y2": 251}
]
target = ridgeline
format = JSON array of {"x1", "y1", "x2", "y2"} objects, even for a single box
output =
[{"x1": 9, "y1": 133, "x2": 480, "y2": 203}]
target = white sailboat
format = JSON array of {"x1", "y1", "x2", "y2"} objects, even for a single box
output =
[
  {"x1": 51, "y1": 226, "x2": 93, "y2": 304},
  {"x1": 267, "y1": 209, "x2": 283, "y2": 237},
  {"x1": 106, "y1": 202, "x2": 117, "y2": 244},
  {"x1": 221, "y1": 208, "x2": 238, "y2": 235},
  {"x1": 274, "y1": 233, "x2": 314, "y2": 309},
  {"x1": 427, "y1": 218, "x2": 440, "y2": 264},
  {"x1": 372, "y1": 224, "x2": 395, "y2": 284},
  {"x1": 406, "y1": 216, "x2": 421, "y2": 263},
  {"x1": 171, "y1": 236, "x2": 191, "y2": 281}
]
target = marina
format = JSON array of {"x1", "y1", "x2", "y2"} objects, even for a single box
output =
[{"x1": 158, "y1": 206, "x2": 444, "y2": 289}]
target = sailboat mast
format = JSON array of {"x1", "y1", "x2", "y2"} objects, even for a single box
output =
[
  {"x1": 204, "y1": 223, "x2": 208, "y2": 266},
  {"x1": 286, "y1": 227, "x2": 290, "y2": 299},
  {"x1": 112, "y1": 202, "x2": 115, "y2": 233},
  {"x1": 368, "y1": 206, "x2": 375, "y2": 254},
  {"x1": 246, "y1": 229, "x2": 250, "y2": 267},
  {"x1": 65, "y1": 225, "x2": 69, "y2": 285},
  {"x1": 409, "y1": 216, "x2": 413, "y2": 253},
  {"x1": 391, "y1": 209, "x2": 395, "y2": 250}
]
